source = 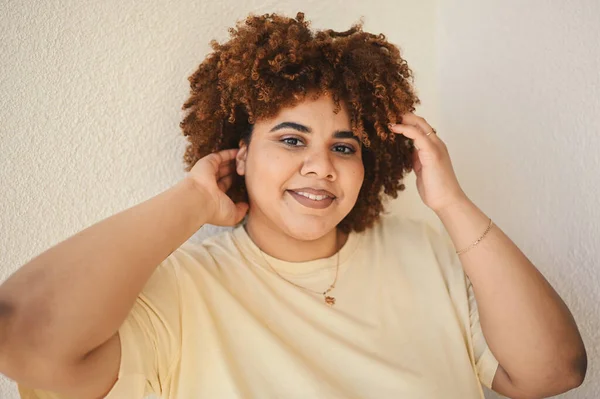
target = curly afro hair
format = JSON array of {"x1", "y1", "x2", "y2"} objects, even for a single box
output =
[{"x1": 180, "y1": 11, "x2": 420, "y2": 234}]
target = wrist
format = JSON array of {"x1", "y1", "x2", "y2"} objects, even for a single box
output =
[
  {"x1": 179, "y1": 177, "x2": 216, "y2": 225},
  {"x1": 433, "y1": 195, "x2": 473, "y2": 219}
]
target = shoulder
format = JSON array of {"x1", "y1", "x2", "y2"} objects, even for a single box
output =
[
  {"x1": 368, "y1": 213, "x2": 439, "y2": 249},
  {"x1": 357, "y1": 214, "x2": 448, "y2": 274},
  {"x1": 156, "y1": 227, "x2": 241, "y2": 279},
  {"x1": 368, "y1": 214, "x2": 463, "y2": 280},
  {"x1": 380, "y1": 214, "x2": 454, "y2": 252}
]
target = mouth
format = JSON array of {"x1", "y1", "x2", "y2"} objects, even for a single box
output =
[
  {"x1": 288, "y1": 186, "x2": 336, "y2": 198},
  {"x1": 289, "y1": 190, "x2": 335, "y2": 201},
  {"x1": 286, "y1": 190, "x2": 336, "y2": 209}
]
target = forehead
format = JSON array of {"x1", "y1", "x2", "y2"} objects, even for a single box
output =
[{"x1": 260, "y1": 94, "x2": 352, "y2": 127}]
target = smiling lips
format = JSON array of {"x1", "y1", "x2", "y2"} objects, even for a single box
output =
[
  {"x1": 293, "y1": 191, "x2": 331, "y2": 201},
  {"x1": 287, "y1": 189, "x2": 335, "y2": 209},
  {"x1": 290, "y1": 187, "x2": 335, "y2": 197}
]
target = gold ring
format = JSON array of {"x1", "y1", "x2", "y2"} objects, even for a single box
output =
[{"x1": 426, "y1": 128, "x2": 436, "y2": 136}]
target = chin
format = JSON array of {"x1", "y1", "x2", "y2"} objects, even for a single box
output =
[{"x1": 280, "y1": 217, "x2": 340, "y2": 241}]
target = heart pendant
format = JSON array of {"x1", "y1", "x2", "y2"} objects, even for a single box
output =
[{"x1": 324, "y1": 296, "x2": 336, "y2": 306}]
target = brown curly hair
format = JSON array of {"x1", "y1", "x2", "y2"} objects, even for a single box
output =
[{"x1": 180, "y1": 12, "x2": 420, "y2": 234}]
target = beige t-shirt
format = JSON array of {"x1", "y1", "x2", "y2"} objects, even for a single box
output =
[{"x1": 18, "y1": 214, "x2": 499, "y2": 398}]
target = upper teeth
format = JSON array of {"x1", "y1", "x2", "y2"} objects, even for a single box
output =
[{"x1": 295, "y1": 191, "x2": 331, "y2": 201}]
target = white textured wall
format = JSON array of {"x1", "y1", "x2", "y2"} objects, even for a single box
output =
[
  {"x1": 436, "y1": 1, "x2": 600, "y2": 398},
  {"x1": 1, "y1": 0, "x2": 597, "y2": 398}
]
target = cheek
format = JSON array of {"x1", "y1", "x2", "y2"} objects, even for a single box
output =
[
  {"x1": 344, "y1": 161, "x2": 365, "y2": 194},
  {"x1": 247, "y1": 150, "x2": 294, "y2": 192}
]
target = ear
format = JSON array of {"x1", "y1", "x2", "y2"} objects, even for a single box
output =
[{"x1": 236, "y1": 139, "x2": 248, "y2": 176}]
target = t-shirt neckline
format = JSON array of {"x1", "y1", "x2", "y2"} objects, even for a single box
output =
[{"x1": 231, "y1": 223, "x2": 363, "y2": 276}]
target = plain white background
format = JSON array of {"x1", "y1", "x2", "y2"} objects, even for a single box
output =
[{"x1": 1, "y1": 1, "x2": 598, "y2": 398}]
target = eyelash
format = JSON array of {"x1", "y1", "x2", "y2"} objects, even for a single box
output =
[{"x1": 280, "y1": 137, "x2": 357, "y2": 155}]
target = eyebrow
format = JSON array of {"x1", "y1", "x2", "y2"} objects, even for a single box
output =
[{"x1": 269, "y1": 121, "x2": 361, "y2": 144}]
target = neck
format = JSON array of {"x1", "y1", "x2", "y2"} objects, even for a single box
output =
[{"x1": 244, "y1": 215, "x2": 347, "y2": 262}]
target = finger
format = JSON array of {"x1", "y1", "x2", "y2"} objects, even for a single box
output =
[
  {"x1": 398, "y1": 113, "x2": 440, "y2": 141},
  {"x1": 388, "y1": 123, "x2": 435, "y2": 152},
  {"x1": 412, "y1": 149, "x2": 422, "y2": 174},
  {"x1": 217, "y1": 161, "x2": 236, "y2": 179},
  {"x1": 215, "y1": 148, "x2": 240, "y2": 163},
  {"x1": 217, "y1": 174, "x2": 234, "y2": 192},
  {"x1": 233, "y1": 202, "x2": 250, "y2": 224},
  {"x1": 208, "y1": 148, "x2": 240, "y2": 171}
]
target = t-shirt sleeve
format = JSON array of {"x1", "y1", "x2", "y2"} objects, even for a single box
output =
[
  {"x1": 430, "y1": 221, "x2": 500, "y2": 390},
  {"x1": 17, "y1": 245, "x2": 186, "y2": 399},
  {"x1": 466, "y1": 275, "x2": 500, "y2": 389}
]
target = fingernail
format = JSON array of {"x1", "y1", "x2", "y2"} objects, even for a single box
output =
[{"x1": 388, "y1": 123, "x2": 396, "y2": 129}]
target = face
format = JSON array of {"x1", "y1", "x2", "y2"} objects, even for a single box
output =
[{"x1": 236, "y1": 93, "x2": 365, "y2": 241}]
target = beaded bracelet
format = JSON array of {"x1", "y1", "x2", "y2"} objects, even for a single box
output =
[{"x1": 456, "y1": 218, "x2": 494, "y2": 255}]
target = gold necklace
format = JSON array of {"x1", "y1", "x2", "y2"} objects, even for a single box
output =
[{"x1": 257, "y1": 244, "x2": 340, "y2": 307}]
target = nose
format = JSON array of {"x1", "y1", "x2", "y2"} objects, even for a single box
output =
[{"x1": 300, "y1": 148, "x2": 336, "y2": 180}]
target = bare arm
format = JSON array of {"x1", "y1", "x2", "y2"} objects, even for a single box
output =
[
  {"x1": 0, "y1": 177, "x2": 210, "y2": 373},
  {"x1": 436, "y1": 199, "x2": 587, "y2": 398}
]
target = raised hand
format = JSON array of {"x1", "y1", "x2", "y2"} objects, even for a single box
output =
[
  {"x1": 389, "y1": 113, "x2": 469, "y2": 213},
  {"x1": 186, "y1": 148, "x2": 249, "y2": 226}
]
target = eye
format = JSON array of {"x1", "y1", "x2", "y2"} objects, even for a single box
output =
[
  {"x1": 333, "y1": 144, "x2": 356, "y2": 155},
  {"x1": 281, "y1": 137, "x2": 304, "y2": 147}
]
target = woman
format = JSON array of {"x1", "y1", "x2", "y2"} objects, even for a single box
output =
[{"x1": 1, "y1": 12, "x2": 586, "y2": 399}]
